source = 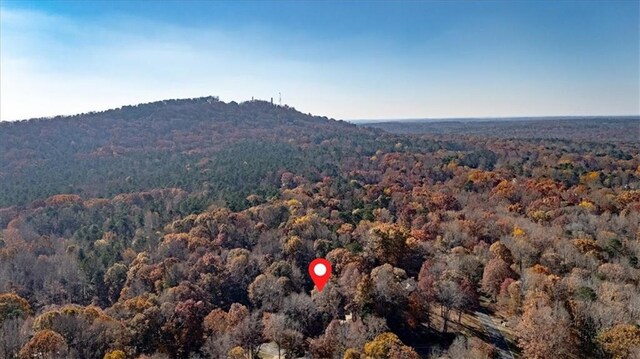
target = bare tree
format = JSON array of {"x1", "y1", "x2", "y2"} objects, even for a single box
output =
[
  {"x1": 436, "y1": 280, "x2": 464, "y2": 332},
  {"x1": 1, "y1": 317, "x2": 32, "y2": 359}
]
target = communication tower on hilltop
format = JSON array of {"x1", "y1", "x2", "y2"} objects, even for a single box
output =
[{"x1": 279, "y1": 92, "x2": 282, "y2": 106}]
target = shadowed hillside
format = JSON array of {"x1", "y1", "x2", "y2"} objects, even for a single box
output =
[{"x1": 0, "y1": 97, "x2": 409, "y2": 210}]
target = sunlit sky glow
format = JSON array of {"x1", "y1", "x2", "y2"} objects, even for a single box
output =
[{"x1": 1, "y1": 1, "x2": 638, "y2": 121}]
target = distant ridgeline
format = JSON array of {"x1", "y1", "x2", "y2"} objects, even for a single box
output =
[{"x1": 359, "y1": 116, "x2": 640, "y2": 143}]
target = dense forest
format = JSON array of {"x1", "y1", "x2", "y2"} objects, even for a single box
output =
[
  {"x1": 363, "y1": 117, "x2": 639, "y2": 143},
  {"x1": 1, "y1": 98, "x2": 639, "y2": 359}
]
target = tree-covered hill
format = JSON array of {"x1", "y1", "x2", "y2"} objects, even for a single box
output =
[{"x1": 0, "y1": 97, "x2": 418, "y2": 210}]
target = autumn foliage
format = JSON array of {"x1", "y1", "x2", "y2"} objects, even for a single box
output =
[{"x1": 0, "y1": 99, "x2": 638, "y2": 358}]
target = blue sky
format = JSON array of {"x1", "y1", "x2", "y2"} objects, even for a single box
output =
[{"x1": 1, "y1": 1, "x2": 638, "y2": 121}]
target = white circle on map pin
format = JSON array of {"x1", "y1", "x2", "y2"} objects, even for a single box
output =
[{"x1": 314, "y1": 263, "x2": 327, "y2": 276}]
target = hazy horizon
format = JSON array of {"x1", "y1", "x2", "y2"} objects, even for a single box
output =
[
  {"x1": 1, "y1": 1, "x2": 639, "y2": 121},
  {"x1": 1, "y1": 94, "x2": 638, "y2": 124}
]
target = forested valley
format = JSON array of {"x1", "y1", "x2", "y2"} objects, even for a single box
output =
[{"x1": 1, "y1": 97, "x2": 639, "y2": 359}]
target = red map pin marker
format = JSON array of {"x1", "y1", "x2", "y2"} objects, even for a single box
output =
[{"x1": 308, "y1": 258, "x2": 332, "y2": 292}]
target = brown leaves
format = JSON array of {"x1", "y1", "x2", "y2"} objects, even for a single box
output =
[
  {"x1": 517, "y1": 294, "x2": 578, "y2": 359},
  {"x1": 482, "y1": 258, "x2": 516, "y2": 299},
  {"x1": 0, "y1": 293, "x2": 32, "y2": 323},
  {"x1": 365, "y1": 223, "x2": 411, "y2": 267},
  {"x1": 363, "y1": 332, "x2": 419, "y2": 359},
  {"x1": 44, "y1": 194, "x2": 83, "y2": 207},
  {"x1": 18, "y1": 329, "x2": 68, "y2": 359},
  {"x1": 597, "y1": 324, "x2": 640, "y2": 359}
]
